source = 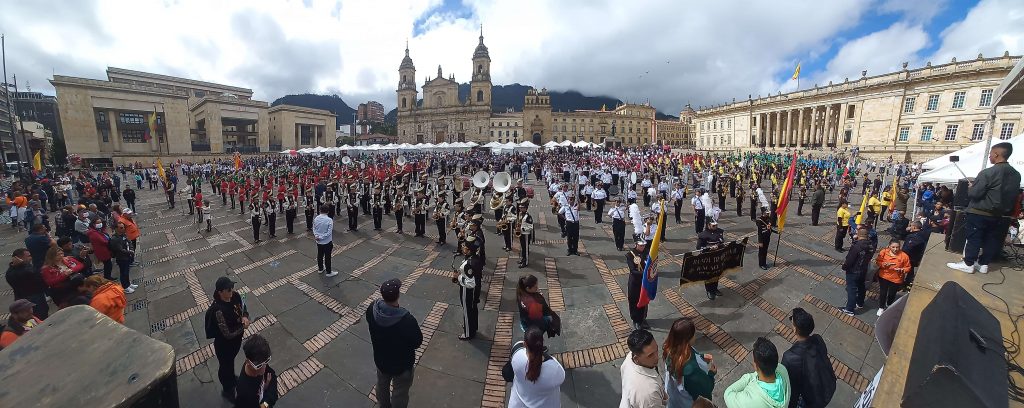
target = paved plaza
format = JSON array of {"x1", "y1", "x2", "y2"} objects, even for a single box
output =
[{"x1": 0, "y1": 182, "x2": 883, "y2": 407}]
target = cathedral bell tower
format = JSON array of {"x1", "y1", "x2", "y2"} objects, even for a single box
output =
[
  {"x1": 397, "y1": 42, "x2": 417, "y2": 112},
  {"x1": 469, "y1": 25, "x2": 492, "y2": 106}
]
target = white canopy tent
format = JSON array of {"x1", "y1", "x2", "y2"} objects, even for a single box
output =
[
  {"x1": 918, "y1": 131, "x2": 1024, "y2": 187},
  {"x1": 558, "y1": 140, "x2": 573, "y2": 147},
  {"x1": 543, "y1": 141, "x2": 559, "y2": 149}
]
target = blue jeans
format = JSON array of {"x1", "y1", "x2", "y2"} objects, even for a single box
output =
[
  {"x1": 116, "y1": 259, "x2": 131, "y2": 288},
  {"x1": 963, "y1": 213, "x2": 1006, "y2": 266},
  {"x1": 845, "y1": 272, "x2": 865, "y2": 311}
]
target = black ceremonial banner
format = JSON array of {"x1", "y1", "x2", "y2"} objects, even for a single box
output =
[{"x1": 679, "y1": 239, "x2": 747, "y2": 285}]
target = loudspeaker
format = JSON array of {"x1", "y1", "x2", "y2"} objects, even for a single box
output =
[
  {"x1": 953, "y1": 178, "x2": 971, "y2": 209},
  {"x1": 902, "y1": 281, "x2": 1007, "y2": 408},
  {"x1": 946, "y1": 210, "x2": 968, "y2": 253}
]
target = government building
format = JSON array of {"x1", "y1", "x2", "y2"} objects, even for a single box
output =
[
  {"x1": 51, "y1": 67, "x2": 335, "y2": 166},
  {"x1": 694, "y1": 53, "x2": 1024, "y2": 160},
  {"x1": 396, "y1": 31, "x2": 670, "y2": 148}
]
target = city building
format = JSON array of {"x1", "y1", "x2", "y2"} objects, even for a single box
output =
[
  {"x1": 51, "y1": 67, "x2": 335, "y2": 165},
  {"x1": 355, "y1": 101, "x2": 385, "y2": 135},
  {"x1": 354, "y1": 133, "x2": 398, "y2": 146},
  {"x1": 694, "y1": 53, "x2": 1024, "y2": 160},
  {"x1": 396, "y1": 30, "x2": 658, "y2": 148},
  {"x1": 0, "y1": 85, "x2": 17, "y2": 163},
  {"x1": 16, "y1": 119, "x2": 52, "y2": 165}
]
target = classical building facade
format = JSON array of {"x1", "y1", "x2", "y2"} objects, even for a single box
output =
[
  {"x1": 397, "y1": 32, "x2": 658, "y2": 148},
  {"x1": 695, "y1": 54, "x2": 1024, "y2": 160},
  {"x1": 51, "y1": 67, "x2": 334, "y2": 165}
]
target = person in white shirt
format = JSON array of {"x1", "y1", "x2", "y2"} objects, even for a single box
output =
[
  {"x1": 559, "y1": 196, "x2": 581, "y2": 256},
  {"x1": 709, "y1": 205, "x2": 722, "y2": 224},
  {"x1": 690, "y1": 190, "x2": 706, "y2": 234},
  {"x1": 699, "y1": 190, "x2": 714, "y2": 228},
  {"x1": 583, "y1": 182, "x2": 595, "y2": 211},
  {"x1": 619, "y1": 329, "x2": 666, "y2": 408},
  {"x1": 592, "y1": 183, "x2": 608, "y2": 223},
  {"x1": 508, "y1": 328, "x2": 565, "y2": 408},
  {"x1": 312, "y1": 205, "x2": 338, "y2": 277},
  {"x1": 629, "y1": 201, "x2": 644, "y2": 242},
  {"x1": 755, "y1": 187, "x2": 770, "y2": 216},
  {"x1": 670, "y1": 184, "x2": 685, "y2": 224},
  {"x1": 553, "y1": 185, "x2": 571, "y2": 238},
  {"x1": 641, "y1": 178, "x2": 653, "y2": 207},
  {"x1": 627, "y1": 188, "x2": 638, "y2": 204},
  {"x1": 657, "y1": 180, "x2": 669, "y2": 201},
  {"x1": 608, "y1": 197, "x2": 627, "y2": 250}
]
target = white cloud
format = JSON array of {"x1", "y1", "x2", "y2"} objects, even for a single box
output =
[
  {"x1": 813, "y1": 22, "x2": 930, "y2": 87},
  {"x1": 930, "y1": 0, "x2": 1024, "y2": 63},
  {"x1": 879, "y1": 0, "x2": 947, "y2": 23}
]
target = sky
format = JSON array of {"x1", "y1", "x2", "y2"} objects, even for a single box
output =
[{"x1": 2, "y1": 0, "x2": 1023, "y2": 115}]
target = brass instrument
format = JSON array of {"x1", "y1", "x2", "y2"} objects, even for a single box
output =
[
  {"x1": 413, "y1": 198, "x2": 424, "y2": 215},
  {"x1": 394, "y1": 193, "x2": 405, "y2": 212},
  {"x1": 490, "y1": 191, "x2": 505, "y2": 211},
  {"x1": 469, "y1": 188, "x2": 483, "y2": 207},
  {"x1": 514, "y1": 213, "x2": 523, "y2": 239},
  {"x1": 490, "y1": 171, "x2": 511, "y2": 210}
]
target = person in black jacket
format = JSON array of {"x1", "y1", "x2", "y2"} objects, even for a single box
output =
[
  {"x1": 888, "y1": 210, "x2": 909, "y2": 241},
  {"x1": 840, "y1": 229, "x2": 873, "y2": 316},
  {"x1": 122, "y1": 186, "x2": 136, "y2": 212},
  {"x1": 626, "y1": 240, "x2": 649, "y2": 330},
  {"x1": 901, "y1": 221, "x2": 930, "y2": 288},
  {"x1": 209, "y1": 277, "x2": 249, "y2": 403},
  {"x1": 5, "y1": 249, "x2": 49, "y2": 319},
  {"x1": 366, "y1": 278, "x2": 423, "y2": 408},
  {"x1": 811, "y1": 185, "x2": 826, "y2": 226},
  {"x1": 781, "y1": 308, "x2": 836, "y2": 408},
  {"x1": 235, "y1": 334, "x2": 278, "y2": 408},
  {"x1": 109, "y1": 223, "x2": 135, "y2": 293}
]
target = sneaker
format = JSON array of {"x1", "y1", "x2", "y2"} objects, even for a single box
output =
[
  {"x1": 946, "y1": 261, "x2": 975, "y2": 274},
  {"x1": 856, "y1": 304, "x2": 864, "y2": 310},
  {"x1": 876, "y1": 308, "x2": 885, "y2": 317},
  {"x1": 839, "y1": 308, "x2": 855, "y2": 316},
  {"x1": 124, "y1": 286, "x2": 136, "y2": 294},
  {"x1": 129, "y1": 284, "x2": 139, "y2": 289},
  {"x1": 325, "y1": 270, "x2": 339, "y2": 277},
  {"x1": 978, "y1": 264, "x2": 989, "y2": 274},
  {"x1": 317, "y1": 269, "x2": 325, "y2": 274}
]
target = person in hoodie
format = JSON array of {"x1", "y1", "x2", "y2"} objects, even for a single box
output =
[
  {"x1": 80, "y1": 275, "x2": 126, "y2": 324},
  {"x1": 839, "y1": 229, "x2": 873, "y2": 316},
  {"x1": 366, "y1": 278, "x2": 423, "y2": 408},
  {"x1": 209, "y1": 276, "x2": 249, "y2": 403},
  {"x1": 724, "y1": 337, "x2": 790, "y2": 408},
  {"x1": 781, "y1": 308, "x2": 836, "y2": 408}
]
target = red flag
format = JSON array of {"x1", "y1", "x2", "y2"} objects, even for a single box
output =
[{"x1": 775, "y1": 152, "x2": 798, "y2": 231}]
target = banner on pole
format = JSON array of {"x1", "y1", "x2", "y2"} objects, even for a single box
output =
[{"x1": 679, "y1": 238, "x2": 748, "y2": 285}]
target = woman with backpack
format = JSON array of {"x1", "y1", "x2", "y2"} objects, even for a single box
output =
[
  {"x1": 206, "y1": 276, "x2": 249, "y2": 403},
  {"x1": 507, "y1": 327, "x2": 565, "y2": 408}
]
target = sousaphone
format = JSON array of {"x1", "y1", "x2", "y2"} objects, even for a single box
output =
[
  {"x1": 472, "y1": 171, "x2": 490, "y2": 189},
  {"x1": 396, "y1": 155, "x2": 407, "y2": 166},
  {"x1": 490, "y1": 172, "x2": 512, "y2": 210}
]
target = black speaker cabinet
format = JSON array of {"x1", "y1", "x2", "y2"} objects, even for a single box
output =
[
  {"x1": 0, "y1": 306, "x2": 178, "y2": 407},
  {"x1": 953, "y1": 178, "x2": 971, "y2": 209},
  {"x1": 902, "y1": 281, "x2": 1007, "y2": 408}
]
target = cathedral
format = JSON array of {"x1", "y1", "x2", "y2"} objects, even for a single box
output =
[{"x1": 396, "y1": 29, "x2": 658, "y2": 148}]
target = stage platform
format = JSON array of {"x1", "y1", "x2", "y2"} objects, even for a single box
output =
[{"x1": 873, "y1": 239, "x2": 1024, "y2": 407}]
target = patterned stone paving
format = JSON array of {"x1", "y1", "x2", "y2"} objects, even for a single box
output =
[{"x1": 0, "y1": 180, "x2": 893, "y2": 407}]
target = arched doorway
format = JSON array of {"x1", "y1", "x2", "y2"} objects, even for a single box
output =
[{"x1": 532, "y1": 133, "x2": 542, "y2": 145}]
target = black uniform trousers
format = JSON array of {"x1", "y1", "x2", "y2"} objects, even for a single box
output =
[
  {"x1": 718, "y1": 194, "x2": 727, "y2": 211},
  {"x1": 749, "y1": 198, "x2": 758, "y2": 220},
  {"x1": 612, "y1": 218, "x2": 626, "y2": 250},
  {"x1": 372, "y1": 208, "x2": 383, "y2": 230},
  {"x1": 797, "y1": 199, "x2": 805, "y2": 216},
  {"x1": 694, "y1": 209, "x2": 706, "y2": 234},
  {"x1": 811, "y1": 205, "x2": 822, "y2": 226},
  {"x1": 594, "y1": 199, "x2": 605, "y2": 223},
  {"x1": 519, "y1": 233, "x2": 530, "y2": 265},
  {"x1": 736, "y1": 198, "x2": 743, "y2": 216},
  {"x1": 835, "y1": 225, "x2": 846, "y2": 250},
  {"x1": 230, "y1": 194, "x2": 235, "y2": 209},
  {"x1": 347, "y1": 206, "x2": 358, "y2": 230},
  {"x1": 395, "y1": 210, "x2": 404, "y2": 233},
  {"x1": 436, "y1": 218, "x2": 447, "y2": 243},
  {"x1": 266, "y1": 212, "x2": 276, "y2": 237},
  {"x1": 627, "y1": 274, "x2": 647, "y2": 325},
  {"x1": 674, "y1": 200, "x2": 683, "y2": 223},
  {"x1": 565, "y1": 221, "x2": 580, "y2": 254},
  {"x1": 222, "y1": 191, "x2": 227, "y2": 205},
  {"x1": 758, "y1": 234, "x2": 770, "y2": 267},
  {"x1": 558, "y1": 215, "x2": 566, "y2": 237},
  {"x1": 361, "y1": 196, "x2": 370, "y2": 215},
  {"x1": 238, "y1": 199, "x2": 246, "y2": 214},
  {"x1": 503, "y1": 228, "x2": 513, "y2": 250},
  {"x1": 305, "y1": 209, "x2": 315, "y2": 230},
  {"x1": 251, "y1": 217, "x2": 261, "y2": 242},
  {"x1": 285, "y1": 209, "x2": 296, "y2": 234},
  {"x1": 459, "y1": 285, "x2": 478, "y2": 338},
  {"x1": 414, "y1": 214, "x2": 426, "y2": 236}
]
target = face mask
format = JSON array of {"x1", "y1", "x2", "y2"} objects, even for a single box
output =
[{"x1": 96, "y1": 223, "x2": 103, "y2": 229}]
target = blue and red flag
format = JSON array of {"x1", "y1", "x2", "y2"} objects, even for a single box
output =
[{"x1": 637, "y1": 199, "x2": 666, "y2": 308}]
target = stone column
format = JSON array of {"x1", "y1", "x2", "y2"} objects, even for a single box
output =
[
  {"x1": 772, "y1": 111, "x2": 780, "y2": 147},
  {"x1": 107, "y1": 111, "x2": 121, "y2": 153},
  {"x1": 786, "y1": 109, "x2": 794, "y2": 147},
  {"x1": 824, "y1": 105, "x2": 834, "y2": 146},
  {"x1": 809, "y1": 106, "x2": 818, "y2": 147},
  {"x1": 796, "y1": 108, "x2": 804, "y2": 148}
]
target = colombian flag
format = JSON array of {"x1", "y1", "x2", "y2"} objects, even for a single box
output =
[
  {"x1": 637, "y1": 199, "x2": 666, "y2": 308},
  {"x1": 234, "y1": 152, "x2": 243, "y2": 170},
  {"x1": 775, "y1": 152, "x2": 798, "y2": 231}
]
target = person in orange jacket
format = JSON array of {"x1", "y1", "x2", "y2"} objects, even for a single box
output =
[
  {"x1": 119, "y1": 209, "x2": 141, "y2": 263},
  {"x1": 80, "y1": 275, "x2": 127, "y2": 324},
  {"x1": 875, "y1": 239, "x2": 910, "y2": 316}
]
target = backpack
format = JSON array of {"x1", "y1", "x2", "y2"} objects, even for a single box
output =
[
  {"x1": 800, "y1": 336, "x2": 837, "y2": 408},
  {"x1": 204, "y1": 303, "x2": 218, "y2": 339}
]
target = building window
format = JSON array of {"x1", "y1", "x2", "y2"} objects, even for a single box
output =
[
  {"x1": 847, "y1": 105, "x2": 856, "y2": 119},
  {"x1": 898, "y1": 126, "x2": 910, "y2": 142},
  {"x1": 194, "y1": 90, "x2": 206, "y2": 98},
  {"x1": 903, "y1": 97, "x2": 916, "y2": 113},
  {"x1": 1000, "y1": 123, "x2": 1016, "y2": 140},
  {"x1": 121, "y1": 130, "x2": 146, "y2": 143},
  {"x1": 513, "y1": 130, "x2": 518, "y2": 138},
  {"x1": 951, "y1": 91, "x2": 966, "y2": 109},
  {"x1": 921, "y1": 125, "x2": 933, "y2": 141},
  {"x1": 119, "y1": 112, "x2": 145, "y2": 124},
  {"x1": 402, "y1": 98, "x2": 407, "y2": 108},
  {"x1": 971, "y1": 123, "x2": 985, "y2": 141},
  {"x1": 980, "y1": 89, "x2": 993, "y2": 107},
  {"x1": 100, "y1": 128, "x2": 110, "y2": 143},
  {"x1": 926, "y1": 95, "x2": 940, "y2": 111},
  {"x1": 752, "y1": 117, "x2": 757, "y2": 126},
  {"x1": 727, "y1": 119, "x2": 732, "y2": 129},
  {"x1": 944, "y1": 124, "x2": 959, "y2": 141},
  {"x1": 96, "y1": 111, "x2": 108, "y2": 123},
  {"x1": 490, "y1": 130, "x2": 494, "y2": 137}
]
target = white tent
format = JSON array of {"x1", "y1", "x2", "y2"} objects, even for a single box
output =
[
  {"x1": 515, "y1": 141, "x2": 541, "y2": 152},
  {"x1": 558, "y1": 140, "x2": 573, "y2": 147},
  {"x1": 918, "y1": 131, "x2": 1024, "y2": 187},
  {"x1": 543, "y1": 141, "x2": 559, "y2": 149},
  {"x1": 465, "y1": 141, "x2": 479, "y2": 147},
  {"x1": 338, "y1": 144, "x2": 353, "y2": 150},
  {"x1": 574, "y1": 140, "x2": 593, "y2": 148},
  {"x1": 482, "y1": 141, "x2": 501, "y2": 148}
]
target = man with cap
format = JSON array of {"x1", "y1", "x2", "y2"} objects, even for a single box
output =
[
  {"x1": 517, "y1": 199, "x2": 534, "y2": 268},
  {"x1": 608, "y1": 197, "x2": 627, "y2": 251},
  {"x1": 469, "y1": 214, "x2": 487, "y2": 267},
  {"x1": 455, "y1": 237, "x2": 483, "y2": 340},
  {"x1": 691, "y1": 188, "x2": 706, "y2": 234},
  {"x1": 435, "y1": 191, "x2": 450, "y2": 245},
  {"x1": 626, "y1": 239, "x2": 651, "y2": 330},
  {"x1": 697, "y1": 220, "x2": 726, "y2": 300},
  {"x1": 0, "y1": 299, "x2": 43, "y2": 349},
  {"x1": 208, "y1": 276, "x2": 249, "y2": 403},
  {"x1": 366, "y1": 278, "x2": 423, "y2": 408},
  {"x1": 313, "y1": 204, "x2": 338, "y2": 277}
]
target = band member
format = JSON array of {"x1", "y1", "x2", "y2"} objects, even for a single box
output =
[
  {"x1": 264, "y1": 198, "x2": 277, "y2": 238},
  {"x1": 626, "y1": 240, "x2": 650, "y2": 330},
  {"x1": 517, "y1": 199, "x2": 534, "y2": 268},
  {"x1": 469, "y1": 214, "x2": 486, "y2": 267},
  {"x1": 583, "y1": 181, "x2": 594, "y2": 211},
  {"x1": 413, "y1": 190, "x2": 427, "y2": 237},
  {"x1": 736, "y1": 185, "x2": 745, "y2": 217},
  {"x1": 194, "y1": 189, "x2": 205, "y2": 225},
  {"x1": 797, "y1": 186, "x2": 807, "y2": 216},
  {"x1": 691, "y1": 188, "x2": 706, "y2": 234},
  {"x1": 717, "y1": 180, "x2": 727, "y2": 212},
  {"x1": 220, "y1": 178, "x2": 229, "y2": 206},
  {"x1": 304, "y1": 190, "x2": 316, "y2": 231},
  {"x1": 346, "y1": 189, "x2": 359, "y2": 232},
  {"x1": 394, "y1": 192, "x2": 405, "y2": 234},
  {"x1": 629, "y1": 198, "x2": 644, "y2": 243},
  {"x1": 671, "y1": 183, "x2": 684, "y2": 224},
  {"x1": 238, "y1": 184, "x2": 247, "y2": 215},
  {"x1": 500, "y1": 205, "x2": 515, "y2": 252},
  {"x1": 592, "y1": 182, "x2": 607, "y2": 223},
  {"x1": 371, "y1": 187, "x2": 384, "y2": 231},
  {"x1": 697, "y1": 220, "x2": 725, "y2": 300},
  {"x1": 756, "y1": 212, "x2": 774, "y2": 270},
  {"x1": 360, "y1": 179, "x2": 371, "y2": 215},
  {"x1": 323, "y1": 187, "x2": 336, "y2": 219},
  {"x1": 559, "y1": 196, "x2": 581, "y2": 256},
  {"x1": 183, "y1": 183, "x2": 195, "y2": 215},
  {"x1": 228, "y1": 178, "x2": 237, "y2": 209},
  {"x1": 284, "y1": 195, "x2": 297, "y2": 234},
  {"x1": 608, "y1": 197, "x2": 627, "y2": 251},
  {"x1": 492, "y1": 191, "x2": 505, "y2": 225},
  {"x1": 249, "y1": 200, "x2": 263, "y2": 243},
  {"x1": 554, "y1": 184, "x2": 570, "y2": 238},
  {"x1": 435, "y1": 192, "x2": 450, "y2": 245},
  {"x1": 200, "y1": 199, "x2": 213, "y2": 233},
  {"x1": 455, "y1": 237, "x2": 482, "y2": 340}
]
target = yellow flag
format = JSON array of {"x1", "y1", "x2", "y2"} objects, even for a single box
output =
[
  {"x1": 33, "y1": 151, "x2": 42, "y2": 170},
  {"x1": 791, "y1": 63, "x2": 801, "y2": 80},
  {"x1": 855, "y1": 193, "x2": 868, "y2": 224},
  {"x1": 156, "y1": 159, "x2": 167, "y2": 183}
]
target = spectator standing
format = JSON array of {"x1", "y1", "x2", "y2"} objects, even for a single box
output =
[
  {"x1": 780, "y1": 308, "x2": 836, "y2": 408},
  {"x1": 834, "y1": 202, "x2": 850, "y2": 252},
  {"x1": 313, "y1": 205, "x2": 338, "y2": 277},
  {"x1": 839, "y1": 229, "x2": 872, "y2": 316},
  {"x1": 86, "y1": 218, "x2": 114, "y2": 280},
  {"x1": 517, "y1": 274, "x2": 558, "y2": 335},
  {"x1": 662, "y1": 318, "x2": 716, "y2": 408},
  {"x1": 366, "y1": 279, "x2": 423, "y2": 408},
  {"x1": 948, "y1": 142, "x2": 1021, "y2": 274},
  {"x1": 5, "y1": 248, "x2": 49, "y2": 319},
  {"x1": 875, "y1": 240, "x2": 910, "y2": 316},
  {"x1": 620, "y1": 329, "x2": 667, "y2": 408},
  {"x1": 122, "y1": 186, "x2": 136, "y2": 212},
  {"x1": 109, "y1": 222, "x2": 137, "y2": 294},
  {"x1": 235, "y1": 334, "x2": 279, "y2": 408},
  {"x1": 508, "y1": 327, "x2": 566, "y2": 408},
  {"x1": 723, "y1": 337, "x2": 791, "y2": 408},
  {"x1": 206, "y1": 277, "x2": 250, "y2": 403},
  {"x1": 24, "y1": 224, "x2": 52, "y2": 273},
  {"x1": 901, "y1": 221, "x2": 930, "y2": 287},
  {"x1": 80, "y1": 275, "x2": 126, "y2": 324}
]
